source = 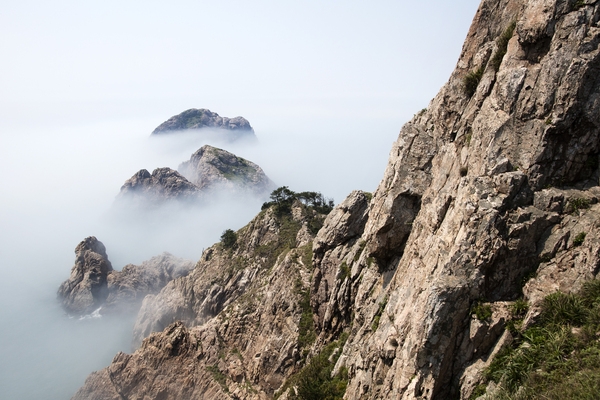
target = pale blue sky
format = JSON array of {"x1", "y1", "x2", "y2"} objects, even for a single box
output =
[{"x1": 1, "y1": 1, "x2": 480, "y2": 129}]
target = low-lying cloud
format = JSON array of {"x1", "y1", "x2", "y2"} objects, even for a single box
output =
[{"x1": 0, "y1": 114, "x2": 398, "y2": 399}]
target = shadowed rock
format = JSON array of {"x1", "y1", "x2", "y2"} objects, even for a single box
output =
[
  {"x1": 117, "y1": 167, "x2": 202, "y2": 205},
  {"x1": 57, "y1": 236, "x2": 113, "y2": 315}
]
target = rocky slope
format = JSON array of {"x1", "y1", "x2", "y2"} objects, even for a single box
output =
[
  {"x1": 58, "y1": 237, "x2": 194, "y2": 316},
  {"x1": 152, "y1": 108, "x2": 255, "y2": 137},
  {"x1": 73, "y1": 200, "x2": 331, "y2": 399},
  {"x1": 72, "y1": 0, "x2": 600, "y2": 399},
  {"x1": 117, "y1": 145, "x2": 273, "y2": 205}
]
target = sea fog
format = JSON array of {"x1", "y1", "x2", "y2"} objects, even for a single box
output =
[
  {"x1": 0, "y1": 0, "x2": 481, "y2": 396},
  {"x1": 0, "y1": 108, "x2": 402, "y2": 399}
]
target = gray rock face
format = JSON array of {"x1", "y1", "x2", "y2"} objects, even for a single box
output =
[
  {"x1": 57, "y1": 237, "x2": 113, "y2": 315},
  {"x1": 117, "y1": 146, "x2": 274, "y2": 205},
  {"x1": 104, "y1": 253, "x2": 195, "y2": 314},
  {"x1": 178, "y1": 144, "x2": 275, "y2": 194},
  {"x1": 58, "y1": 238, "x2": 194, "y2": 316},
  {"x1": 118, "y1": 167, "x2": 202, "y2": 204},
  {"x1": 151, "y1": 108, "x2": 254, "y2": 136}
]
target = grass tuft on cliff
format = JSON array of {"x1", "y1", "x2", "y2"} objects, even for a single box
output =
[
  {"x1": 290, "y1": 333, "x2": 349, "y2": 400},
  {"x1": 482, "y1": 279, "x2": 600, "y2": 399},
  {"x1": 490, "y1": 21, "x2": 516, "y2": 72},
  {"x1": 463, "y1": 67, "x2": 484, "y2": 98}
]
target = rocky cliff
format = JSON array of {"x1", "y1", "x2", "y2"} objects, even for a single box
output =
[
  {"x1": 152, "y1": 108, "x2": 255, "y2": 137},
  {"x1": 72, "y1": 0, "x2": 600, "y2": 399}
]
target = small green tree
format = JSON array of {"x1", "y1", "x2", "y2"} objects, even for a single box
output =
[{"x1": 220, "y1": 229, "x2": 237, "y2": 248}]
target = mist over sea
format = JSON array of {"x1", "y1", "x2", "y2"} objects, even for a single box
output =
[{"x1": 0, "y1": 112, "x2": 400, "y2": 399}]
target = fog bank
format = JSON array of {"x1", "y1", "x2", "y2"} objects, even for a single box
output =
[{"x1": 0, "y1": 111, "x2": 400, "y2": 398}]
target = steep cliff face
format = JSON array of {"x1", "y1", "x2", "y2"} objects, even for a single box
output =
[
  {"x1": 72, "y1": 0, "x2": 600, "y2": 399},
  {"x1": 312, "y1": 0, "x2": 600, "y2": 398},
  {"x1": 73, "y1": 201, "x2": 330, "y2": 399}
]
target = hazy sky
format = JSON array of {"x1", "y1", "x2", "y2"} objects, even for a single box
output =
[
  {"x1": 1, "y1": 1, "x2": 480, "y2": 129},
  {"x1": 0, "y1": 3, "x2": 481, "y2": 398}
]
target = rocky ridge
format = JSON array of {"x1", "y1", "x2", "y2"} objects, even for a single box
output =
[
  {"x1": 72, "y1": 0, "x2": 600, "y2": 399},
  {"x1": 58, "y1": 237, "x2": 194, "y2": 316},
  {"x1": 117, "y1": 145, "x2": 274, "y2": 205},
  {"x1": 73, "y1": 200, "x2": 330, "y2": 399},
  {"x1": 152, "y1": 108, "x2": 254, "y2": 137}
]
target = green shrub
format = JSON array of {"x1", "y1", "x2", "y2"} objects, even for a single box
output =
[
  {"x1": 472, "y1": 301, "x2": 493, "y2": 321},
  {"x1": 338, "y1": 262, "x2": 350, "y2": 281},
  {"x1": 510, "y1": 299, "x2": 529, "y2": 318},
  {"x1": 291, "y1": 334, "x2": 349, "y2": 400},
  {"x1": 463, "y1": 67, "x2": 484, "y2": 97},
  {"x1": 371, "y1": 296, "x2": 388, "y2": 331},
  {"x1": 541, "y1": 292, "x2": 587, "y2": 326},
  {"x1": 206, "y1": 365, "x2": 229, "y2": 392},
  {"x1": 220, "y1": 229, "x2": 237, "y2": 248},
  {"x1": 569, "y1": 197, "x2": 590, "y2": 214},
  {"x1": 297, "y1": 282, "x2": 316, "y2": 352},
  {"x1": 483, "y1": 280, "x2": 600, "y2": 398},
  {"x1": 574, "y1": 0, "x2": 586, "y2": 10},
  {"x1": 262, "y1": 187, "x2": 334, "y2": 216},
  {"x1": 573, "y1": 232, "x2": 587, "y2": 247},
  {"x1": 490, "y1": 21, "x2": 516, "y2": 71}
]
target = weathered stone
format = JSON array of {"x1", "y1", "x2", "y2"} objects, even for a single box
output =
[
  {"x1": 71, "y1": 1, "x2": 600, "y2": 399},
  {"x1": 117, "y1": 167, "x2": 201, "y2": 204},
  {"x1": 57, "y1": 237, "x2": 113, "y2": 315},
  {"x1": 58, "y1": 238, "x2": 194, "y2": 317},
  {"x1": 178, "y1": 145, "x2": 275, "y2": 195},
  {"x1": 152, "y1": 108, "x2": 255, "y2": 137}
]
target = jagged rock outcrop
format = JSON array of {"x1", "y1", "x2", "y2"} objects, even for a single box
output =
[
  {"x1": 152, "y1": 108, "x2": 255, "y2": 137},
  {"x1": 73, "y1": 201, "x2": 329, "y2": 399},
  {"x1": 58, "y1": 238, "x2": 194, "y2": 316},
  {"x1": 178, "y1": 145, "x2": 275, "y2": 194},
  {"x1": 72, "y1": 0, "x2": 600, "y2": 399},
  {"x1": 104, "y1": 253, "x2": 195, "y2": 314},
  {"x1": 310, "y1": 1, "x2": 600, "y2": 398},
  {"x1": 117, "y1": 146, "x2": 273, "y2": 205},
  {"x1": 118, "y1": 167, "x2": 202, "y2": 204},
  {"x1": 58, "y1": 237, "x2": 113, "y2": 315}
]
